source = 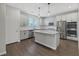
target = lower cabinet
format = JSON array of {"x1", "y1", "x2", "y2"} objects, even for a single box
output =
[
  {"x1": 29, "y1": 30, "x2": 34, "y2": 38},
  {"x1": 20, "y1": 30, "x2": 29, "y2": 40},
  {"x1": 67, "y1": 36, "x2": 78, "y2": 41},
  {"x1": 34, "y1": 32, "x2": 60, "y2": 50}
]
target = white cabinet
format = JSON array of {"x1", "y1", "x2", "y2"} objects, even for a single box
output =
[
  {"x1": 56, "y1": 12, "x2": 78, "y2": 22},
  {"x1": 6, "y1": 6, "x2": 20, "y2": 44},
  {"x1": 34, "y1": 30, "x2": 60, "y2": 50},
  {"x1": 20, "y1": 30, "x2": 29, "y2": 40},
  {"x1": 29, "y1": 30, "x2": 34, "y2": 38},
  {"x1": 56, "y1": 16, "x2": 62, "y2": 21},
  {"x1": 67, "y1": 36, "x2": 78, "y2": 41}
]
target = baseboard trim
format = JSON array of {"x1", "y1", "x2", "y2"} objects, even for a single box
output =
[
  {"x1": 6, "y1": 39, "x2": 20, "y2": 44},
  {"x1": 17, "y1": 40, "x2": 20, "y2": 42},
  {"x1": 0, "y1": 51, "x2": 6, "y2": 56}
]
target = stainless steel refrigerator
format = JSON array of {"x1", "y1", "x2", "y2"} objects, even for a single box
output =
[{"x1": 57, "y1": 21, "x2": 67, "y2": 39}]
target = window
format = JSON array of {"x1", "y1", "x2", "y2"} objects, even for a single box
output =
[{"x1": 27, "y1": 16, "x2": 39, "y2": 27}]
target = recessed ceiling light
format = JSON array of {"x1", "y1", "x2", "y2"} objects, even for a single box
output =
[{"x1": 68, "y1": 6, "x2": 71, "y2": 8}]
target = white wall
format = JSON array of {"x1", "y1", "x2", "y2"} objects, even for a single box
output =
[
  {"x1": 6, "y1": 5, "x2": 20, "y2": 44},
  {"x1": 40, "y1": 16, "x2": 56, "y2": 26},
  {"x1": 78, "y1": 4, "x2": 79, "y2": 49},
  {"x1": 0, "y1": 4, "x2": 6, "y2": 55},
  {"x1": 44, "y1": 17, "x2": 56, "y2": 26}
]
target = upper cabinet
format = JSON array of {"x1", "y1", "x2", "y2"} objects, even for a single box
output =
[
  {"x1": 56, "y1": 12, "x2": 78, "y2": 22},
  {"x1": 56, "y1": 16, "x2": 62, "y2": 21},
  {"x1": 66, "y1": 12, "x2": 78, "y2": 22}
]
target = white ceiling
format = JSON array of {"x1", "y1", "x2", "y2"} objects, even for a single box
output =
[{"x1": 7, "y1": 3, "x2": 78, "y2": 17}]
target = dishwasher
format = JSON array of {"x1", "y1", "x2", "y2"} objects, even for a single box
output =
[{"x1": 29, "y1": 30, "x2": 34, "y2": 38}]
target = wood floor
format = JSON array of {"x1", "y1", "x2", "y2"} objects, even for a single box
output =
[{"x1": 5, "y1": 38, "x2": 78, "y2": 56}]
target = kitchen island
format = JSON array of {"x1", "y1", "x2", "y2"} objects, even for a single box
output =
[{"x1": 34, "y1": 30, "x2": 60, "y2": 50}]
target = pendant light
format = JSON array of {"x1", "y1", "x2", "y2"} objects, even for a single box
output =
[
  {"x1": 48, "y1": 3, "x2": 50, "y2": 16},
  {"x1": 38, "y1": 7, "x2": 40, "y2": 17}
]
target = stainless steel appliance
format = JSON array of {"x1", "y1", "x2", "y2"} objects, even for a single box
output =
[
  {"x1": 57, "y1": 21, "x2": 67, "y2": 39},
  {"x1": 29, "y1": 30, "x2": 34, "y2": 38},
  {"x1": 66, "y1": 22, "x2": 77, "y2": 37}
]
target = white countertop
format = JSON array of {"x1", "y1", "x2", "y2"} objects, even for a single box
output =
[
  {"x1": 20, "y1": 27, "x2": 34, "y2": 31},
  {"x1": 34, "y1": 30, "x2": 59, "y2": 35},
  {"x1": 20, "y1": 26, "x2": 57, "y2": 31}
]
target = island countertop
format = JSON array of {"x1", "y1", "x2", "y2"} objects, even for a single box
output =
[{"x1": 34, "y1": 30, "x2": 59, "y2": 35}]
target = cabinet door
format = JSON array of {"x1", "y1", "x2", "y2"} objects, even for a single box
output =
[
  {"x1": 20, "y1": 30, "x2": 29, "y2": 40},
  {"x1": 6, "y1": 6, "x2": 20, "y2": 44},
  {"x1": 29, "y1": 30, "x2": 34, "y2": 37},
  {"x1": 20, "y1": 31, "x2": 25, "y2": 40},
  {"x1": 24, "y1": 31, "x2": 29, "y2": 39}
]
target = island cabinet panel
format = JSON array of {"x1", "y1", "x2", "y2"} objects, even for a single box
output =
[{"x1": 34, "y1": 30, "x2": 60, "y2": 50}]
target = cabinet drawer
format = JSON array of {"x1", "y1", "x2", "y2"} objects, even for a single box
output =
[
  {"x1": 67, "y1": 36, "x2": 78, "y2": 41},
  {"x1": 20, "y1": 30, "x2": 29, "y2": 40},
  {"x1": 24, "y1": 31, "x2": 29, "y2": 38}
]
